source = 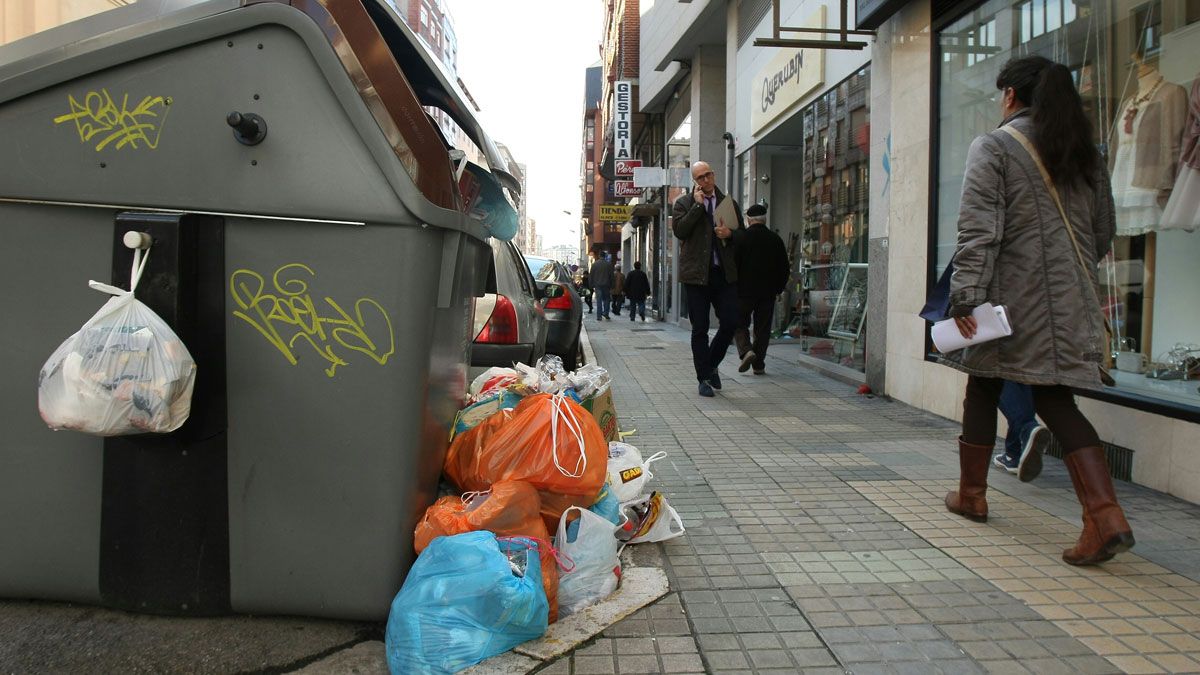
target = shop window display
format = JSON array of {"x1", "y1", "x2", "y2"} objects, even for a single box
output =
[
  {"x1": 782, "y1": 67, "x2": 871, "y2": 372},
  {"x1": 937, "y1": 0, "x2": 1200, "y2": 410}
]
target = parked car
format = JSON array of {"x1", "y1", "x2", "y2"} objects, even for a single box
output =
[
  {"x1": 471, "y1": 239, "x2": 549, "y2": 372},
  {"x1": 524, "y1": 255, "x2": 584, "y2": 370}
]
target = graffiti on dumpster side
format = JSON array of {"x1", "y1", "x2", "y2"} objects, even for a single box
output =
[
  {"x1": 230, "y1": 264, "x2": 396, "y2": 378},
  {"x1": 52, "y1": 90, "x2": 171, "y2": 151}
]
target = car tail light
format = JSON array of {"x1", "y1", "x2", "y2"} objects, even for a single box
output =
[
  {"x1": 476, "y1": 294, "x2": 518, "y2": 344},
  {"x1": 544, "y1": 284, "x2": 573, "y2": 310}
]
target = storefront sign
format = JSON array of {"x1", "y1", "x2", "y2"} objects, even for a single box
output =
[
  {"x1": 613, "y1": 181, "x2": 641, "y2": 197},
  {"x1": 615, "y1": 158, "x2": 642, "y2": 176},
  {"x1": 751, "y1": 7, "x2": 826, "y2": 136},
  {"x1": 632, "y1": 166, "x2": 666, "y2": 187},
  {"x1": 599, "y1": 204, "x2": 634, "y2": 222},
  {"x1": 613, "y1": 81, "x2": 633, "y2": 160}
]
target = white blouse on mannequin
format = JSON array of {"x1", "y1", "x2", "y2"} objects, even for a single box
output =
[{"x1": 1111, "y1": 99, "x2": 1164, "y2": 236}]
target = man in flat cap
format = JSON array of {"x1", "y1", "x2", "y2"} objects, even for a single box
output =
[{"x1": 733, "y1": 203, "x2": 790, "y2": 375}]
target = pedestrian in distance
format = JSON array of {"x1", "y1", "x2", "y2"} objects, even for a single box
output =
[
  {"x1": 579, "y1": 270, "x2": 593, "y2": 314},
  {"x1": 732, "y1": 203, "x2": 789, "y2": 376},
  {"x1": 624, "y1": 261, "x2": 651, "y2": 322},
  {"x1": 612, "y1": 266, "x2": 626, "y2": 316},
  {"x1": 922, "y1": 261, "x2": 1051, "y2": 482},
  {"x1": 590, "y1": 252, "x2": 614, "y2": 321},
  {"x1": 671, "y1": 160, "x2": 745, "y2": 397},
  {"x1": 942, "y1": 55, "x2": 1133, "y2": 566}
]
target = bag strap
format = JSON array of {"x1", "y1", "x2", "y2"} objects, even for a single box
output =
[
  {"x1": 998, "y1": 126, "x2": 1093, "y2": 282},
  {"x1": 1000, "y1": 124, "x2": 1114, "y2": 367}
]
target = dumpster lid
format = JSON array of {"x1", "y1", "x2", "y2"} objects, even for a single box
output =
[
  {"x1": 362, "y1": 0, "x2": 521, "y2": 202},
  {"x1": 0, "y1": 0, "x2": 237, "y2": 74}
]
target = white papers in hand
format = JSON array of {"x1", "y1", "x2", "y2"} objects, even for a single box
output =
[
  {"x1": 713, "y1": 196, "x2": 738, "y2": 234},
  {"x1": 931, "y1": 303, "x2": 1013, "y2": 353}
]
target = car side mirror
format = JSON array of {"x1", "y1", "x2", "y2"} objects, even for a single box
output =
[{"x1": 542, "y1": 284, "x2": 565, "y2": 300}]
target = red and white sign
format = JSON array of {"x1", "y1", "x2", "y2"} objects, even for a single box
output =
[
  {"x1": 615, "y1": 159, "x2": 643, "y2": 177},
  {"x1": 613, "y1": 181, "x2": 641, "y2": 197}
]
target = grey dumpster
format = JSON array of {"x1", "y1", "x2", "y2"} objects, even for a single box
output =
[{"x1": 0, "y1": 0, "x2": 519, "y2": 620}]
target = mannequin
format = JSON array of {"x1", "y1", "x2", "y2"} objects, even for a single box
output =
[
  {"x1": 1160, "y1": 74, "x2": 1200, "y2": 231},
  {"x1": 1109, "y1": 54, "x2": 1188, "y2": 236}
]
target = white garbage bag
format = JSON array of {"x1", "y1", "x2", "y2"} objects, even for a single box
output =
[
  {"x1": 555, "y1": 506, "x2": 622, "y2": 617},
  {"x1": 621, "y1": 492, "x2": 686, "y2": 544},
  {"x1": 37, "y1": 248, "x2": 196, "y2": 436},
  {"x1": 606, "y1": 442, "x2": 667, "y2": 504}
]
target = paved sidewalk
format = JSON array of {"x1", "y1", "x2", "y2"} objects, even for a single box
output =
[{"x1": 547, "y1": 317, "x2": 1200, "y2": 675}]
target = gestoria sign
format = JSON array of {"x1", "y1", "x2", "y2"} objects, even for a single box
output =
[
  {"x1": 613, "y1": 81, "x2": 633, "y2": 160},
  {"x1": 750, "y1": 7, "x2": 826, "y2": 135}
]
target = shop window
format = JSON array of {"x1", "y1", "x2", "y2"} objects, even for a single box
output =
[
  {"x1": 936, "y1": 0, "x2": 1200, "y2": 413},
  {"x1": 768, "y1": 67, "x2": 872, "y2": 373}
]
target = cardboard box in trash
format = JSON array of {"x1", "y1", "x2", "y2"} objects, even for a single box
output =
[
  {"x1": 451, "y1": 390, "x2": 524, "y2": 439},
  {"x1": 581, "y1": 389, "x2": 618, "y2": 442}
]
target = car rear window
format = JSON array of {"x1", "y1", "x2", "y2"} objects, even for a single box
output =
[{"x1": 525, "y1": 257, "x2": 557, "y2": 282}]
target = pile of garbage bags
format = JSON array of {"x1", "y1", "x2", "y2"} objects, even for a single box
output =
[{"x1": 385, "y1": 357, "x2": 686, "y2": 675}]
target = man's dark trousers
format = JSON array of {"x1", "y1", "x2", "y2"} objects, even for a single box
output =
[
  {"x1": 737, "y1": 295, "x2": 775, "y2": 370},
  {"x1": 685, "y1": 266, "x2": 739, "y2": 382}
]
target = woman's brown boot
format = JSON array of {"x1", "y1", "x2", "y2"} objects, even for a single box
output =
[
  {"x1": 945, "y1": 437, "x2": 992, "y2": 522},
  {"x1": 1063, "y1": 447, "x2": 1135, "y2": 565}
]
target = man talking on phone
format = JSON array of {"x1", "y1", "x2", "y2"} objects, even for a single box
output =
[{"x1": 671, "y1": 160, "x2": 745, "y2": 397}]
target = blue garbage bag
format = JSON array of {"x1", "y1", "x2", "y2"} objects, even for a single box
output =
[{"x1": 385, "y1": 531, "x2": 549, "y2": 674}]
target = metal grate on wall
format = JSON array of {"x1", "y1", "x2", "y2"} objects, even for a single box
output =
[
  {"x1": 1045, "y1": 438, "x2": 1134, "y2": 482},
  {"x1": 738, "y1": 0, "x2": 773, "y2": 47}
]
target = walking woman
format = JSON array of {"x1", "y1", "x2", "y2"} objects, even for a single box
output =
[{"x1": 942, "y1": 56, "x2": 1134, "y2": 565}]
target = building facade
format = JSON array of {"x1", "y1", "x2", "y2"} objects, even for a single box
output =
[
  {"x1": 872, "y1": 0, "x2": 1200, "y2": 502},
  {"x1": 592, "y1": 0, "x2": 646, "y2": 264},
  {"x1": 386, "y1": 0, "x2": 460, "y2": 141},
  {"x1": 636, "y1": 0, "x2": 1200, "y2": 503},
  {"x1": 581, "y1": 64, "x2": 604, "y2": 262}
]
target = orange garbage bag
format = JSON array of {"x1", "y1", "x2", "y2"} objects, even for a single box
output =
[
  {"x1": 444, "y1": 407, "x2": 513, "y2": 488},
  {"x1": 414, "y1": 480, "x2": 547, "y2": 552},
  {"x1": 413, "y1": 481, "x2": 560, "y2": 622},
  {"x1": 444, "y1": 393, "x2": 608, "y2": 498}
]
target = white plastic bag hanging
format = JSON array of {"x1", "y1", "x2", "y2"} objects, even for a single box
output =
[
  {"x1": 37, "y1": 246, "x2": 196, "y2": 436},
  {"x1": 606, "y1": 442, "x2": 667, "y2": 504},
  {"x1": 555, "y1": 506, "x2": 622, "y2": 617},
  {"x1": 621, "y1": 492, "x2": 686, "y2": 544}
]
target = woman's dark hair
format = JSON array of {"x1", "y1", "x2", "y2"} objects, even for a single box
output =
[{"x1": 996, "y1": 56, "x2": 1100, "y2": 187}]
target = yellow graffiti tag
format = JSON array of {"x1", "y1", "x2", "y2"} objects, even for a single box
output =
[
  {"x1": 53, "y1": 89, "x2": 171, "y2": 151},
  {"x1": 230, "y1": 263, "x2": 396, "y2": 378}
]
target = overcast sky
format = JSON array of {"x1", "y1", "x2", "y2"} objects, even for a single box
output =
[{"x1": 448, "y1": 0, "x2": 604, "y2": 249}]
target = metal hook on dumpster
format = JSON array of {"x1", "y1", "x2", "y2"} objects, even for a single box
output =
[{"x1": 122, "y1": 231, "x2": 152, "y2": 250}]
